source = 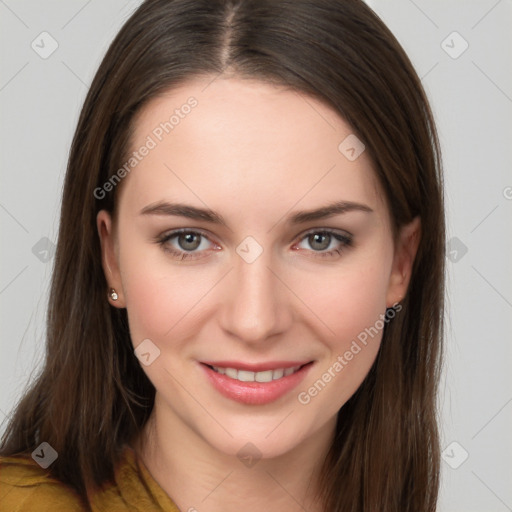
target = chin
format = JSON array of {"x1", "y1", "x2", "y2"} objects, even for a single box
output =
[{"x1": 197, "y1": 414, "x2": 320, "y2": 461}]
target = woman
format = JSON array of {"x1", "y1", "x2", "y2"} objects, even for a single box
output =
[{"x1": 0, "y1": 0, "x2": 445, "y2": 511}]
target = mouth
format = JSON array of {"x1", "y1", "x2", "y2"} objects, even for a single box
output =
[
  {"x1": 199, "y1": 360, "x2": 315, "y2": 405},
  {"x1": 204, "y1": 363, "x2": 310, "y2": 382}
]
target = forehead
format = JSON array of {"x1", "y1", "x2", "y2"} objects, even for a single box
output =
[{"x1": 119, "y1": 76, "x2": 386, "y2": 221}]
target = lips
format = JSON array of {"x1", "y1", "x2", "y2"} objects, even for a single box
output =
[{"x1": 200, "y1": 360, "x2": 314, "y2": 405}]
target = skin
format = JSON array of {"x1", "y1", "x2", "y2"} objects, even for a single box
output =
[{"x1": 97, "y1": 76, "x2": 420, "y2": 512}]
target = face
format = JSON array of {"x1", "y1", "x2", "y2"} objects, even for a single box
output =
[{"x1": 97, "y1": 76, "x2": 419, "y2": 459}]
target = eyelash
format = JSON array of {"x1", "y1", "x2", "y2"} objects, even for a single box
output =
[{"x1": 155, "y1": 228, "x2": 353, "y2": 261}]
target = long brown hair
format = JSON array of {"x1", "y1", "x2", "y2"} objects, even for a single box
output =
[{"x1": 0, "y1": 1, "x2": 445, "y2": 510}]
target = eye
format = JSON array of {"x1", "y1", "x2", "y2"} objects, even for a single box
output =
[
  {"x1": 156, "y1": 229, "x2": 219, "y2": 260},
  {"x1": 293, "y1": 229, "x2": 353, "y2": 258},
  {"x1": 156, "y1": 228, "x2": 353, "y2": 261}
]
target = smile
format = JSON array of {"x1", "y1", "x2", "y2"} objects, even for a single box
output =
[
  {"x1": 200, "y1": 361, "x2": 314, "y2": 405},
  {"x1": 209, "y1": 365, "x2": 303, "y2": 382}
]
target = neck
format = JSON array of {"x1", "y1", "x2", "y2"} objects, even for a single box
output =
[{"x1": 132, "y1": 395, "x2": 335, "y2": 512}]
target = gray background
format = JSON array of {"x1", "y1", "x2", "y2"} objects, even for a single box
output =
[{"x1": 1, "y1": 1, "x2": 511, "y2": 510}]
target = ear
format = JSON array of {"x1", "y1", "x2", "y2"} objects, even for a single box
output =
[
  {"x1": 97, "y1": 210, "x2": 126, "y2": 308},
  {"x1": 385, "y1": 216, "x2": 421, "y2": 308}
]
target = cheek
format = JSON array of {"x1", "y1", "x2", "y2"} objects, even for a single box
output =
[
  {"x1": 292, "y1": 251, "x2": 392, "y2": 411},
  {"x1": 118, "y1": 236, "x2": 214, "y2": 345},
  {"x1": 292, "y1": 257, "x2": 392, "y2": 352}
]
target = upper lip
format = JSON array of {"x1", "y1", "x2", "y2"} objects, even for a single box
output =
[{"x1": 201, "y1": 360, "x2": 313, "y2": 372}]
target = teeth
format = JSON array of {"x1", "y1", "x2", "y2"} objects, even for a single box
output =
[
  {"x1": 238, "y1": 370, "x2": 255, "y2": 382},
  {"x1": 225, "y1": 367, "x2": 237, "y2": 379},
  {"x1": 211, "y1": 365, "x2": 301, "y2": 382},
  {"x1": 272, "y1": 368, "x2": 284, "y2": 379},
  {"x1": 255, "y1": 370, "x2": 273, "y2": 383}
]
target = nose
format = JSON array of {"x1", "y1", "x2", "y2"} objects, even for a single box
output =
[{"x1": 218, "y1": 246, "x2": 293, "y2": 345}]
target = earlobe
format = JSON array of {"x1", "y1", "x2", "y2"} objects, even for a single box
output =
[
  {"x1": 386, "y1": 216, "x2": 421, "y2": 307},
  {"x1": 96, "y1": 210, "x2": 125, "y2": 308}
]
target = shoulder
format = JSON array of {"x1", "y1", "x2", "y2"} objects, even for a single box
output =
[
  {"x1": 1, "y1": 446, "x2": 181, "y2": 512},
  {"x1": 0, "y1": 454, "x2": 85, "y2": 511}
]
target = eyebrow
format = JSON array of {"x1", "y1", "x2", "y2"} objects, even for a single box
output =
[{"x1": 139, "y1": 200, "x2": 373, "y2": 226}]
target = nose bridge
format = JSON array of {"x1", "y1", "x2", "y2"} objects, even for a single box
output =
[{"x1": 220, "y1": 239, "x2": 290, "y2": 343}]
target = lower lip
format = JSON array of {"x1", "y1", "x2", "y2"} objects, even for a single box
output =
[{"x1": 200, "y1": 362, "x2": 314, "y2": 405}]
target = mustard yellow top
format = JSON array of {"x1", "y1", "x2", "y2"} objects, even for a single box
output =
[{"x1": 0, "y1": 444, "x2": 180, "y2": 511}]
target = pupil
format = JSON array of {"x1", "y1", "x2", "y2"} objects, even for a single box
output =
[
  {"x1": 180, "y1": 233, "x2": 200, "y2": 250},
  {"x1": 310, "y1": 233, "x2": 330, "y2": 251}
]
